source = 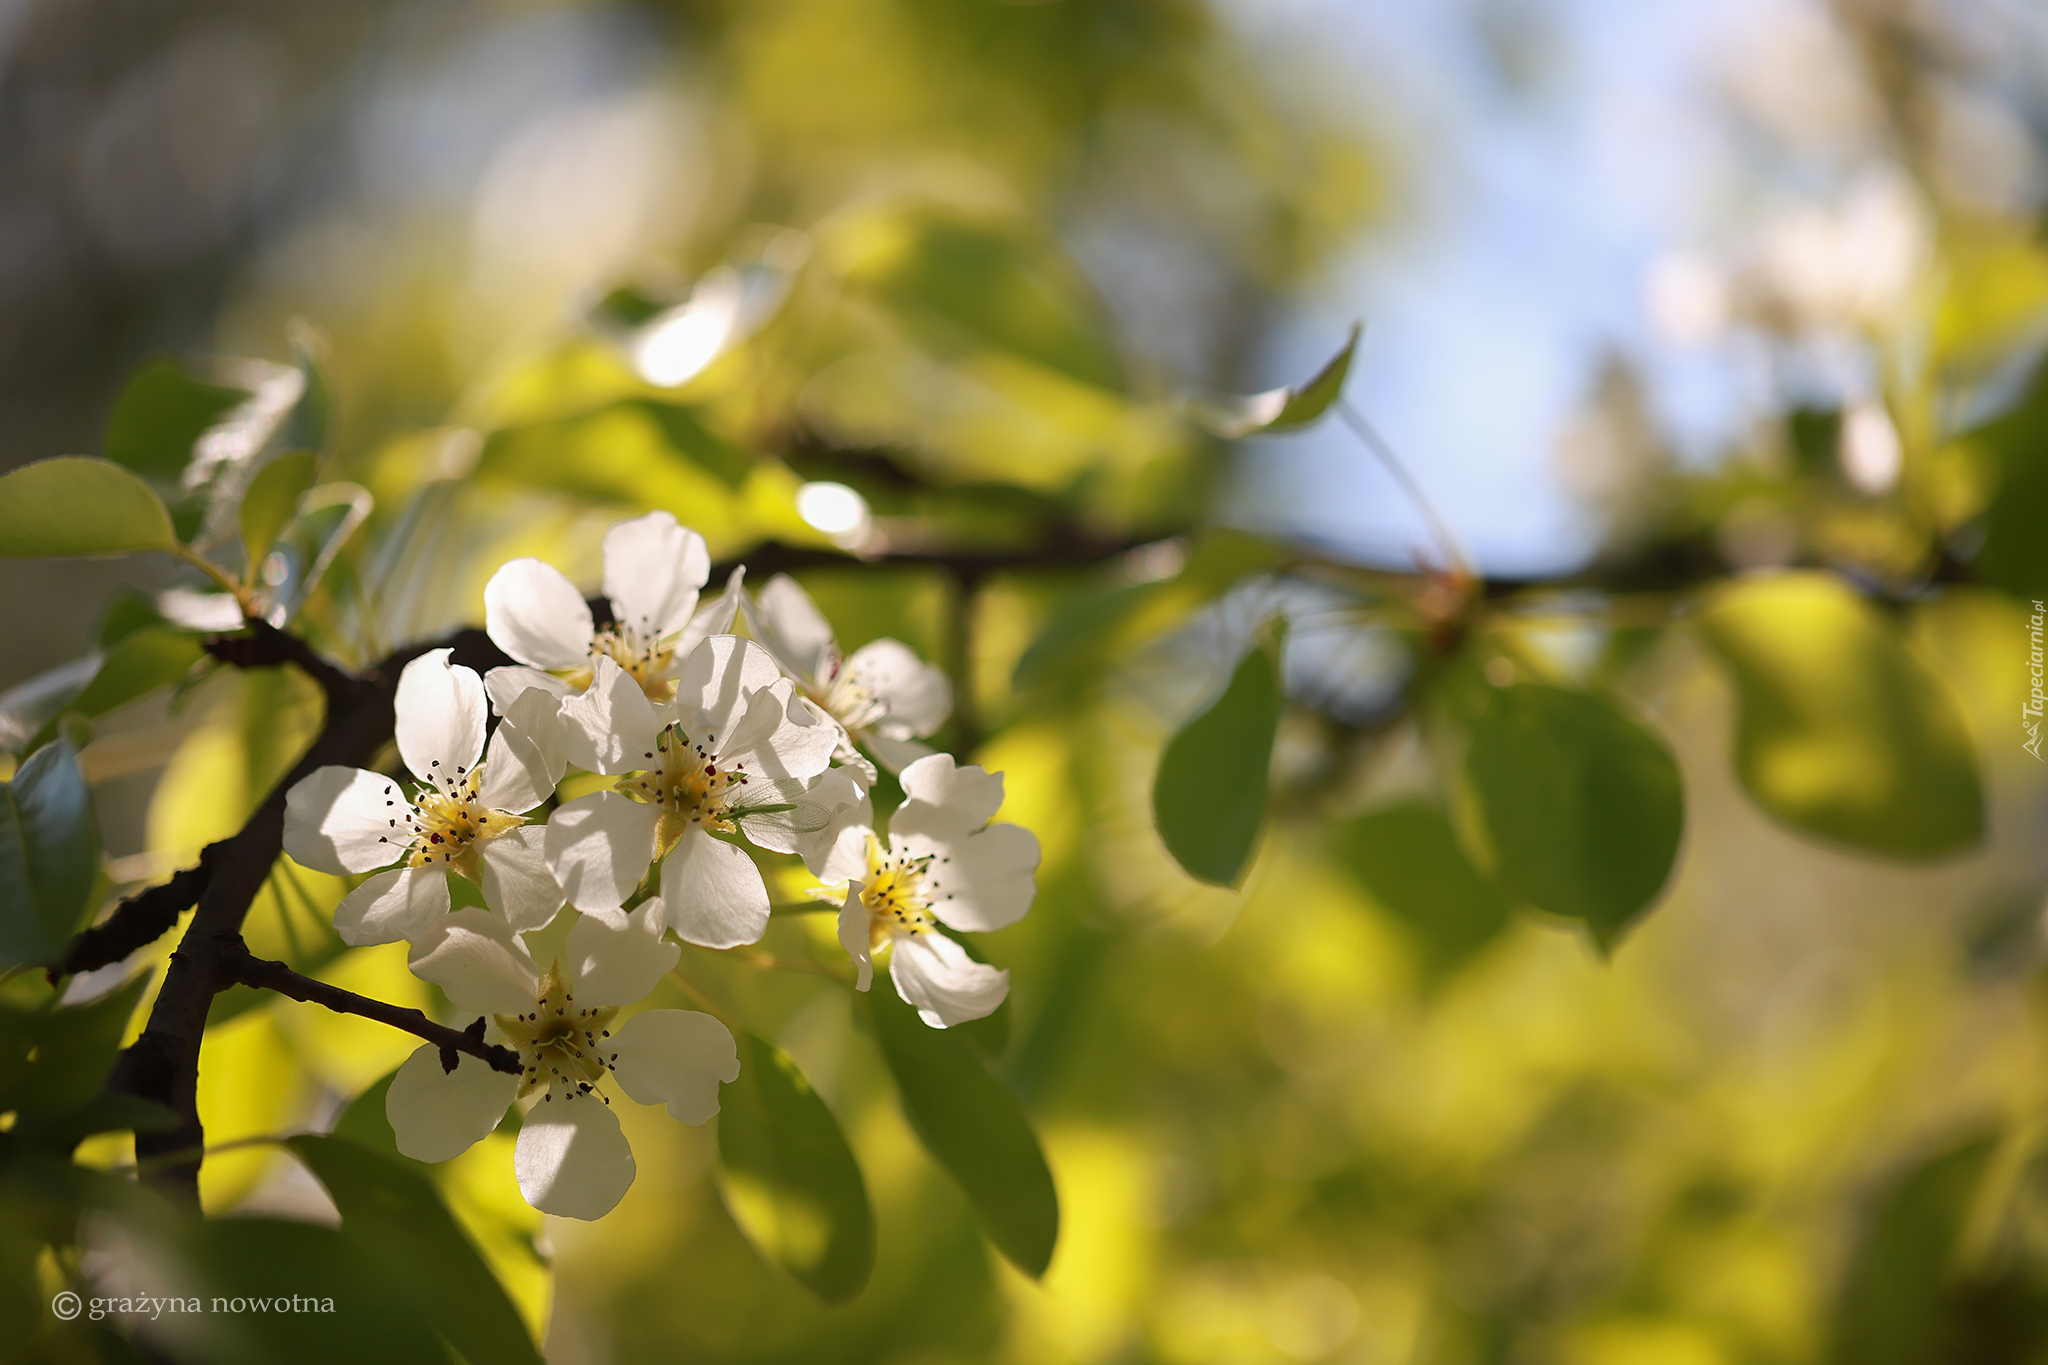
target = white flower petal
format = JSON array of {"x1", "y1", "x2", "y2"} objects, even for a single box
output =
[
  {"x1": 862, "y1": 733, "x2": 935, "y2": 776},
  {"x1": 675, "y1": 635, "x2": 785, "y2": 745},
  {"x1": 819, "y1": 822, "x2": 873, "y2": 886},
  {"x1": 284, "y1": 765, "x2": 408, "y2": 875},
  {"x1": 888, "y1": 930, "x2": 1008, "y2": 1028},
  {"x1": 767, "y1": 691, "x2": 841, "y2": 780},
  {"x1": 729, "y1": 775, "x2": 824, "y2": 856},
  {"x1": 394, "y1": 650, "x2": 489, "y2": 788},
  {"x1": 334, "y1": 866, "x2": 450, "y2": 947},
  {"x1": 557, "y1": 655, "x2": 661, "y2": 776},
  {"x1": 406, "y1": 908, "x2": 541, "y2": 1016},
  {"x1": 484, "y1": 665, "x2": 573, "y2": 716},
  {"x1": 789, "y1": 767, "x2": 870, "y2": 875},
  {"x1": 744, "y1": 573, "x2": 837, "y2": 685},
  {"x1": 515, "y1": 1081, "x2": 635, "y2": 1220},
  {"x1": 904, "y1": 822, "x2": 1040, "y2": 934},
  {"x1": 544, "y1": 792, "x2": 659, "y2": 913},
  {"x1": 836, "y1": 883, "x2": 873, "y2": 992},
  {"x1": 565, "y1": 902, "x2": 678, "y2": 1008},
  {"x1": 844, "y1": 639, "x2": 951, "y2": 739},
  {"x1": 607, "y1": 1010, "x2": 738, "y2": 1123},
  {"x1": 891, "y1": 753, "x2": 1005, "y2": 843},
  {"x1": 602, "y1": 511, "x2": 709, "y2": 641},
  {"x1": 476, "y1": 826, "x2": 565, "y2": 932},
  {"x1": 658, "y1": 826, "x2": 769, "y2": 949},
  {"x1": 386, "y1": 1044, "x2": 517, "y2": 1164},
  {"x1": 674, "y1": 566, "x2": 745, "y2": 661},
  {"x1": 476, "y1": 688, "x2": 566, "y2": 813},
  {"x1": 485, "y1": 558, "x2": 595, "y2": 671}
]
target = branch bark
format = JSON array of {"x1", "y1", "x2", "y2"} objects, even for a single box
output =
[
  {"x1": 225, "y1": 945, "x2": 520, "y2": 1075},
  {"x1": 98, "y1": 624, "x2": 511, "y2": 1198}
]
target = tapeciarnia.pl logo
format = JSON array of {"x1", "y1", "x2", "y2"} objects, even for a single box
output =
[{"x1": 2027, "y1": 599, "x2": 2045, "y2": 762}]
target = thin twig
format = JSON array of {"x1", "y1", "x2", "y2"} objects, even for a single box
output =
[
  {"x1": 1335, "y1": 399, "x2": 1472, "y2": 579},
  {"x1": 56, "y1": 848, "x2": 218, "y2": 979},
  {"x1": 201, "y1": 616, "x2": 360, "y2": 704},
  {"x1": 224, "y1": 945, "x2": 520, "y2": 1075}
]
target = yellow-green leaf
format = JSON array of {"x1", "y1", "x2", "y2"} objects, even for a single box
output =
[
  {"x1": 1152, "y1": 641, "x2": 1282, "y2": 887},
  {"x1": 103, "y1": 355, "x2": 247, "y2": 479},
  {"x1": 0, "y1": 456, "x2": 177, "y2": 558},
  {"x1": 0, "y1": 738, "x2": 100, "y2": 968},
  {"x1": 1332, "y1": 802, "x2": 1514, "y2": 982},
  {"x1": 288, "y1": 1134, "x2": 544, "y2": 1365},
  {"x1": 1185, "y1": 323, "x2": 1360, "y2": 437},
  {"x1": 240, "y1": 452, "x2": 319, "y2": 572},
  {"x1": 1697, "y1": 572, "x2": 1984, "y2": 859},
  {"x1": 868, "y1": 985, "x2": 1059, "y2": 1278},
  {"x1": 715, "y1": 1033, "x2": 875, "y2": 1303},
  {"x1": 1465, "y1": 684, "x2": 1684, "y2": 951}
]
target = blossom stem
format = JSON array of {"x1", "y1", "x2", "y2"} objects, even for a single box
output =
[
  {"x1": 224, "y1": 943, "x2": 522, "y2": 1075},
  {"x1": 1333, "y1": 400, "x2": 1472, "y2": 579},
  {"x1": 169, "y1": 544, "x2": 261, "y2": 618}
]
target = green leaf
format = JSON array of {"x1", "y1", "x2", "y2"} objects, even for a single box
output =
[
  {"x1": 0, "y1": 739, "x2": 101, "y2": 968},
  {"x1": 26, "y1": 628, "x2": 206, "y2": 757},
  {"x1": 240, "y1": 452, "x2": 319, "y2": 572},
  {"x1": 102, "y1": 356, "x2": 247, "y2": 480},
  {"x1": 475, "y1": 403, "x2": 750, "y2": 513},
  {"x1": 288, "y1": 1134, "x2": 543, "y2": 1365},
  {"x1": 1963, "y1": 356, "x2": 2048, "y2": 596},
  {"x1": 0, "y1": 974, "x2": 149, "y2": 1115},
  {"x1": 1464, "y1": 683, "x2": 1684, "y2": 951},
  {"x1": 0, "y1": 457, "x2": 177, "y2": 559},
  {"x1": 638, "y1": 402, "x2": 754, "y2": 489},
  {"x1": 867, "y1": 986, "x2": 1058, "y2": 1278},
  {"x1": 715, "y1": 1033, "x2": 875, "y2": 1302},
  {"x1": 1331, "y1": 802, "x2": 1514, "y2": 982},
  {"x1": 1697, "y1": 572, "x2": 1983, "y2": 859},
  {"x1": 1014, "y1": 530, "x2": 1280, "y2": 693},
  {"x1": 1185, "y1": 323, "x2": 1360, "y2": 437},
  {"x1": 1152, "y1": 641, "x2": 1282, "y2": 887},
  {"x1": 95, "y1": 588, "x2": 168, "y2": 649},
  {"x1": 1824, "y1": 1135, "x2": 1998, "y2": 1365},
  {"x1": 855, "y1": 214, "x2": 1124, "y2": 390},
  {"x1": 187, "y1": 1216, "x2": 448, "y2": 1365}
]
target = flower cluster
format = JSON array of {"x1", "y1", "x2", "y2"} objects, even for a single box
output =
[{"x1": 283, "y1": 511, "x2": 1040, "y2": 1218}]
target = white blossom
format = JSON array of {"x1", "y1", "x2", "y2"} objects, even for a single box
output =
[
  {"x1": 481, "y1": 510, "x2": 742, "y2": 714},
  {"x1": 283, "y1": 650, "x2": 566, "y2": 945},
  {"x1": 821, "y1": 754, "x2": 1038, "y2": 1027},
  {"x1": 390, "y1": 904, "x2": 738, "y2": 1221},
  {"x1": 743, "y1": 573, "x2": 951, "y2": 776},
  {"x1": 541, "y1": 635, "x2": 856, "y2": 949}
]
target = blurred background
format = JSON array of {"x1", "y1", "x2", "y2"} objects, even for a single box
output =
[{"x1": 7, "y1": 0, "x2": 2048, "y2": 1361}]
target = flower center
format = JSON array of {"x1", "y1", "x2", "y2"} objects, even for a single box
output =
[
  {"x1": 859, "y1": 834, "x2": 936, "y2": 951},
  {"x1": 614, "y1": 723, "x2": 752, "y2": 851},
  {"x1": 394, "y1": 769, "x2": 519, "y2": 878},
  {"x1": 589, "y1": 625, "x2": 676, "y2": 703},
  {"x1": 494, "y1": 964, "x2": 621, "y2": 1103},
  {"x1": 819, "y1": 662, "x2": 887, "y2": 731}
]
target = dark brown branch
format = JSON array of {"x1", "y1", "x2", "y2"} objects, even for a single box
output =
[
  {"x1": 101, "y1": 625, "x2": 511, "y2": 1197},
  {"x1": 54, "y1": 846, "x2": 219, "y2": 979},
  {"x1": 225, "y1": 945, "x2": 520, "y2": 1075},
  {"x1": 203, "y1": 616, "x2": 362, "y2": 704},
  {"x1": 707, "y1": 535, "x2": 1155, "y2": 582}
]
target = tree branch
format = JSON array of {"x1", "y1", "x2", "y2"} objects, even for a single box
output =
[
  {"x1": 707, "y1": 535, "x2": 1156, "y2": 582},
  {"x1": 202, "y1": 616, "x2": 361, "y2": 704},
  {"x1": 99, "y1": 625, "x2": 512, "y2": 1198},
  {"x1": 55, "y1": 847, "x2": 218, "y2": 979},
  {"x1": 224, "y1": 945, "x2": 520, "y2": 1075}
]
